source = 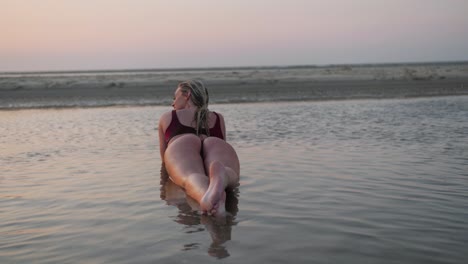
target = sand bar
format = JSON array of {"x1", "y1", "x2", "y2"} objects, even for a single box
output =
[{"x1": 1, "y1": 62, "x2": 468, "y2": 109}]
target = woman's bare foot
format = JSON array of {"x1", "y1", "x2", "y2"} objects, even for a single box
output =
[{"x1": 200, "y1": 161, "x2": 227, "y2": 216}]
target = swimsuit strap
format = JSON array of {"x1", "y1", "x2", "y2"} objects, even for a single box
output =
[
  {"x1": 165, "y1": 110, "x2": 184, "y2": 144},
  {"x1": 165, "y1": 110, "x2": 224, "y2": 144},
  {"x1": 211, "y1": 111, "x2": 224, "y2": 140},
  {"x1": 171, "y1": 110, "x2": 179, "y2": 125},
  {"x1": 213, "y1": 111, "x2": 221, "y2": 130}
]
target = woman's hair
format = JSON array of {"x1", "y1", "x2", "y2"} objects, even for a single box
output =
[{"x1": 178, "y1": 80, "x2": 210, "y2": 136}]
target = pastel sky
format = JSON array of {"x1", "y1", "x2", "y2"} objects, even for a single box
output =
[{"x1": 1, "y1": 0, "x2": 468, "y2": 71}]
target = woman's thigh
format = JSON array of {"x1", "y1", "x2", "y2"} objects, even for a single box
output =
[
  {"x1": 164, "y1": 134, "x2": 206, "y2": 186},
  {"x1": 202, "y1": 137, "x2": 240, "y2": 175}
]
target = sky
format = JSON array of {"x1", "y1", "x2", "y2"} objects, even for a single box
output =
[{"x1": 1, "y1": 0, "x2": 468, "y2": 72}]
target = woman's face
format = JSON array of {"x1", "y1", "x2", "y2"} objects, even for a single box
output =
[{"x1": 172, "y1": 87, "x2": 189, "y2": 110}]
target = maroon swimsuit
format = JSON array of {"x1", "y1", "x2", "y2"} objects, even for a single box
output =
[{"x1": 164, "y1": 110, "x2": 224, "y2": 144}]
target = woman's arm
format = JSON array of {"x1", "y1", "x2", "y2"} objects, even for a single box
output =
[{"x1": 158, "y1": 112, "x2": 171, "y2": 160}]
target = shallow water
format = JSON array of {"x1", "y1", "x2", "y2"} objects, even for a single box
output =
[{"x1": 1, "y1": 96, "x2": 468, "y2": 263}]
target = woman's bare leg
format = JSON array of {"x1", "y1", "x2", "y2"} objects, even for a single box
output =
[
  {"x1": 164, "y1": 134, "x2": 208, "y2": 203},
  {"x1": 200, "y1": 137, "x2": 240, "y2": 215}
]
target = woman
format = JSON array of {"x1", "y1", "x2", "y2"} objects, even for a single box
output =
[{"x1": 158, "y1": 80, "x2": 240, "y2": 216}]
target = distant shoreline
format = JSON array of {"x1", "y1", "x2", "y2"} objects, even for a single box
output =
[
  {"x1": 1, "y1": 79, "x2": 467, "y2": 110},
  {"x1": 2, "y1": 60, "x2": 468, "y2": 76},
  {"x1": 1, "y1": 62, "x2": 468, "y2": 109}
]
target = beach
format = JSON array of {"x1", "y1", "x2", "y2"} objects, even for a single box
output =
[
  {"x1": 3, "y1": 0, "x2": 468, "y2": 261},
  {"x1": 1, "y1": 63, "x2": 468, "y2": 263},
  {"x1": 1, "y1": 62, "x2": 468, "y2": 109}
]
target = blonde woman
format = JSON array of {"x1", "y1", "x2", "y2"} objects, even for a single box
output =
[{"x1": 158, "y1": 80, "x2": 240, "y2": 216}]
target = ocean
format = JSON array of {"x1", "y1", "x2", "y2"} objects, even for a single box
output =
[{"x1": 1, "y1": 95, "x2": 467, "y2": 263}]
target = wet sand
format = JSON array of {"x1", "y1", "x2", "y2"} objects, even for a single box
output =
[{"x1": 1, "y1": 62, "x2": 468, "y2": 108}]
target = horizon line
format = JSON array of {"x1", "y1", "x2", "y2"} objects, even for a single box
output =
[{"x1": 2, "y1": 60, "x2": 468, "y2": 75}]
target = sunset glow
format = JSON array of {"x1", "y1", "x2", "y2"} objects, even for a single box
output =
[{"x1": 1, "y1": 0, "x2": 467, "y2": 71}]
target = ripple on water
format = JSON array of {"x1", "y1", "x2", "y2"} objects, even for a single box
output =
[{"x1": 1, "y1": 97, "x2": 468, "y2": 263}]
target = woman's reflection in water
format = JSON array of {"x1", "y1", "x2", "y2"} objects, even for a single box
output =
[{"x1": 160, "y1": 165, "x2": 239, "y2": 259}]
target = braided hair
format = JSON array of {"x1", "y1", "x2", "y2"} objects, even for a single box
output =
[{"x1": 178, "y1": 80, "x2": 210, "y2": 136}]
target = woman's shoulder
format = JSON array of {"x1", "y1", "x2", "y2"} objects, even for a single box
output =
[
  {"x1": 160, "y1": 110, "x2": 174, "y2": 119},
  {"x1": 211, "y1": 111, "x2": 224, "y2": 118},
  {"x1": 211, "y1": 111, "x2": 225, "y2": 125},
  {"x1": 159, "y1": 110, "x2": 174, "y2": 127}
]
